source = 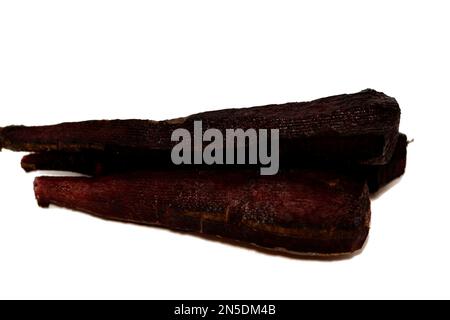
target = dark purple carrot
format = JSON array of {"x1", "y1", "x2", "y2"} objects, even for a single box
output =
[
  {"x1": 21, "y1": 150, "x2": 173, "y2": 176},
  {"x1": 33, "y1": 169, "x2": 370, "y2": 256},
  {"x1": 20, "y1": 134, "x2": 408, "y2": 193},
  {"x1": 1, "y1": 89, "x2": 400, "y2": 165}
]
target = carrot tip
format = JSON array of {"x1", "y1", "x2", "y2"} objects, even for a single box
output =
[
  {"x1": 21, "y1": 154, "x2": 37, "y2": 172},
  {"x1": 34, "y1": 177, "x2": 50, "y2": 208}
]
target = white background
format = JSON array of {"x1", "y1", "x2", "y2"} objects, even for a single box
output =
[{"x1": 0, "y1": 1, "x2": 448, "y2": 299}]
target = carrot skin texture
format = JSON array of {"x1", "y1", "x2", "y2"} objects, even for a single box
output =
[
  {"x1": 34, "y1": 170, "x2": 370, "y2": 255},
  {"x1": 2, "y1": 89, "x2": 400, "y2": 165}
]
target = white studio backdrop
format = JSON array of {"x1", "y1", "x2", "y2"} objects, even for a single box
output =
[{"x1": 0, "y1": 1, "x2": 449, "y2": 299}]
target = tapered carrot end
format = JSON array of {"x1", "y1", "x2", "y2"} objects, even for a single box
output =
[{"x1": 21, "y1": 154, "x2": 37, "y2": 172}]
